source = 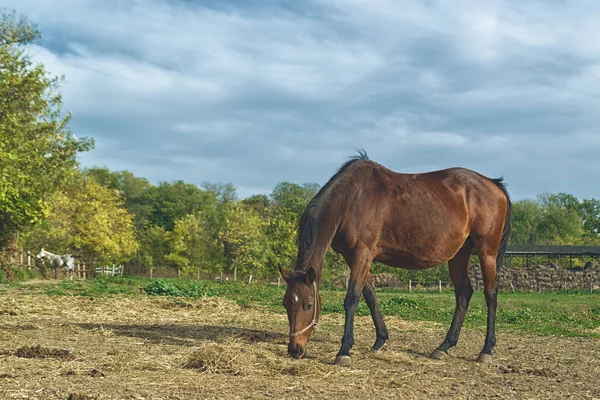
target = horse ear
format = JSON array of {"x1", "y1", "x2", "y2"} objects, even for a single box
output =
[
  {"x1": 306, "y1": 266, "x2": 317, "y2": 284},
  {"x1": 278, "y1": 265, "x2": 292, "y2": 282}
]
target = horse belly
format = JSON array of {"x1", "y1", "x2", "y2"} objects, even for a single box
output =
[
  {"x1": 375, "y1": 223, "x2": 468, "y2": 270},
  {"x1": 374, "y1": 249, "x2": 448, "y2": 270}
]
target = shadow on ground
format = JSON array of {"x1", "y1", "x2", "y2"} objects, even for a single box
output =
[{"x1": 75, "y1": 323, "x2": 286, "y2": 346}]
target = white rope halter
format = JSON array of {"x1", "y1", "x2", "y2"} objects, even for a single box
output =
[{"x1": 289, "y1": 281, "x2": 320, "y2": 338}]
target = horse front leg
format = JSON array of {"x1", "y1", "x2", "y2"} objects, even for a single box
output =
[
  {"x1": 335, "y1": 243, "x2": 372, "y2": 367},
  {"x1": 362, "y1": 276, "x2": 388, "y2": 351}
]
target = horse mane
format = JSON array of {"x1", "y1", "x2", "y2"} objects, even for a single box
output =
[{"x1": 295, "y1": 149, "x2": 369, "y2": 270}]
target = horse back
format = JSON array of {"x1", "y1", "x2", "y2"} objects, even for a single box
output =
[{"x1": 328, "y1": 161, "x2": 508, "y2": 268}]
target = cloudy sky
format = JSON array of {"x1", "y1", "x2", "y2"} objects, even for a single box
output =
[{"x1": 7, "y1": 0, "x2": 600, "y2": 200}]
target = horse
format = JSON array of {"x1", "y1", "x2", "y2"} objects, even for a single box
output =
[
  {"x1": 36, "y1": 248, "x2": 77, "y2": 281},
  {"x1": 279, "y1": 150, "x2": 511, "y2": 367}
]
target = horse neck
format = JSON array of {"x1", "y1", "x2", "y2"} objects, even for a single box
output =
[
  {"x1": 295, "y1": 228, "x2": 337, "y2": 285},
  {"x1": 42, "y1": 249, "x2": 57, "y2": 258}
]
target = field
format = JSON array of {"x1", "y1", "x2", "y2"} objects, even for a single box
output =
[{"x1": 0, "y1": 278, "x2": 599, "y2": 399}]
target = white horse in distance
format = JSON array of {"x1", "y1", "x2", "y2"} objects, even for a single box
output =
[{"x1": 36, "y1": 248, "x2": 76, "y2": 280}]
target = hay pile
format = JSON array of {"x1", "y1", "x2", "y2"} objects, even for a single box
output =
[{"x1": 182, "y1": 337, "x2": 341, "y2": 378}]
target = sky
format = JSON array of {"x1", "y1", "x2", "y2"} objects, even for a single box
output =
[{"x1": 6, "y1": 0, "x2": 600, "y2": 200}]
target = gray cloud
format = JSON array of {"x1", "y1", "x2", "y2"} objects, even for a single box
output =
[{"x1": 5, "y1": 0, "x2": 600, "y2": 199}]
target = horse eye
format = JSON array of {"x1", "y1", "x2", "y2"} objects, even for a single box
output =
[{"x1": 306, "y1": 303, "x2": 313, "y2": 310}]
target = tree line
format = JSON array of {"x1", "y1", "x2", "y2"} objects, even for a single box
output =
[{"x1": 1, "y1": 9, "x2": 599, "y2": 282}]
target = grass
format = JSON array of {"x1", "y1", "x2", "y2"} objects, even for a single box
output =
[{"x1": 8, "y1": 276, "x2": 600, "y2": 339}]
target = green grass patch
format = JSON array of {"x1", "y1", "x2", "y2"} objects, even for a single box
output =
[{"x1": 18, "y1": 277, "x2": 599, "y2": 338}]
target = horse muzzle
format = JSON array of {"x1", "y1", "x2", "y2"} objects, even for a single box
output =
[{"x1": 288, "y1": 343, "x2": 306, "y2": 359}]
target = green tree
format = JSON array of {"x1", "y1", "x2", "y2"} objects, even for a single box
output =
[
  {"x1": 538, "y1": 193, "x2": 581, "y2": 212},
  {"x1": 270, "y1": 182, "x2": 319, "y2": 215},
  {"x1": 84, "y1": 167, "x2": 154, "y2": 229},
  {"x1": 144, "y1": 181, "x2": 217, "y2": 231},
  {"x1": 133, "y1": 223, "x2": 168, "y2": 271},
  {"x1": 26, "y1": 177, "x2": 139, "y2": 264},
  {"x1": 535, "y1": 193, "x2": 584, "y2": 245},
  {"x1": 510, "y1": 200, "x2": 543, "y2": 245},
  {"x1": 536, "y1": 206, "x2": 583, "y2": 245},
  {"x1": 242, "y1": 194, "x2": 271, "y2": 218},
  {"x1": 0, "y1": 9, "x2": 93, "y2": 247},
  {"x1": 580, "y1": 199, "x2": 600, "y2": 244},
  {"x1": 219, "y1": 202, "x2": 267, "y2": 280},
  {"x1": 165, "y1": 211, "x2": 223, "y2": 278},
  {"x1": 202, "y1": 182, "x2": 237, "y2": 204},
  {"x1": 265, "y1": 207, "x2": 297, "y2": 271}
]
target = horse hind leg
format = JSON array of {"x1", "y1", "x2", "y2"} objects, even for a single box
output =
[
  {"x1": 431, "y1": 243, "x2": 474, "y2": 359},
  {"x1": 476, "y1": 251, "x2": 499, "y2": 363}
]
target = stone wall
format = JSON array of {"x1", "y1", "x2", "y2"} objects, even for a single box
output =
[
  {"x1": 469, "y1": 262, "x2": 600, "y2": 292},
  {"x1": 341, "y1": 262, "x2": 600, "y2": 292}
]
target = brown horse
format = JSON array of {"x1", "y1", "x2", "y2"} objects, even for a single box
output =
[{"x1": 279, "y1": 150, "x2": 511, "y2": 366}]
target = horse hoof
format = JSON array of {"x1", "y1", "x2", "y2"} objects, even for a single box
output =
[
  {"x1": 477, "y1": 353, "x2": 493, "y2": 363},
  {"x1": 430, "y1": 349, "x2": 448, "y2": 360},
  {"x1": 334, "y1": 355, "x2": 352, "y2": 367}
]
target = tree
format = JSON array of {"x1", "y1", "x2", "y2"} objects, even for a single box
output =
[
  {"x1": 538, "y1": 193, "x2": 581, "y2": 212},
  {"x1": 0, "y1": 9, "x2": 93, "y2": 247},
  {"x1": 165, "y1": 211, "x2": 223, "y2": 278},
  {"x1": 265, "y1": 207, "x2": 297, "y2": 272},
  {"x1": 219, "y1": 202, "x2": 267, "y2": 280},
  {"x1": 510, "y1": 200, "x2": 543, "y2": 245},
  {"x1": 84, "y1": 167, "x2": 154, "y2": 229},
  {"x1": 242, "y1": 194, "x2": 271, "y2": 218},
  {"x1": 26, "y1": 177, "x2": 139, "y2": 264},
  {"x1": 144, "y1": 181, "x2": 217, "y2": 231},
  {"x1": 270, "y1": 182, "x2": 319, "y2": 215},
  {"x1": 202, "y1": 182, "x2": 238, "y2": 204},
  {"x1": 536, "y1": 206, "x2": 583, "y2": 245},
  {"x1": 580, "y1": 199, "x2": 600, "y2": 244},
  {"x1": 133, "y1": 223, "x2": 169, "y2": 271}
]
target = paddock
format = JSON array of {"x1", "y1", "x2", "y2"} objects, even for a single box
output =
[{"x1": 0, "y1": 281, "x2": 598, "y2": 399}]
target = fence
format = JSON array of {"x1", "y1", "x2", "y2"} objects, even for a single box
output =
[
  {"x1": 4, "y1": 250, "x2": 124, "y2": 280},
  {"x1": 95, "y1": 265, "x2": 124, "y2": 277},
  {"x1": 4, "y1": 248, "x2": 600, "y2": 292}
]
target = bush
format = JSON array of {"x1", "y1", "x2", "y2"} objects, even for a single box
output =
[{"x1": 144, "y1": 279, "x2": 186, "y2": 296}]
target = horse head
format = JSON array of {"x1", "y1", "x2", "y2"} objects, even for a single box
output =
[
  {"x1": 280, "y1": 265, "x2": 321, "y2": 359},
  {"x1": 36, "y1": 249, "x2": 45, "y2": 259}
]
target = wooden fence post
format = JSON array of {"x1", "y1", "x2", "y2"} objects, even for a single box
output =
[
  {"x1": 409, "y1": 280, "x2": 412, "y2": 293},
  {"x1": 438, "y1": 280, "x2": 442, "y2": 293}
]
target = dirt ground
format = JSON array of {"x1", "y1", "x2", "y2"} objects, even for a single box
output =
[{"x1": 0, "y1": 286, "x2": 599, "y2": 400}]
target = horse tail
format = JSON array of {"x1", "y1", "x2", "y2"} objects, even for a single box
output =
[{"x1": 490, "y1": 177, "x2": 512, "y2": 282}]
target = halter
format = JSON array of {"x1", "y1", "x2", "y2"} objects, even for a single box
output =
[{"x1": 289, "y1": 281, "x2": 320, "y2": 338}]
